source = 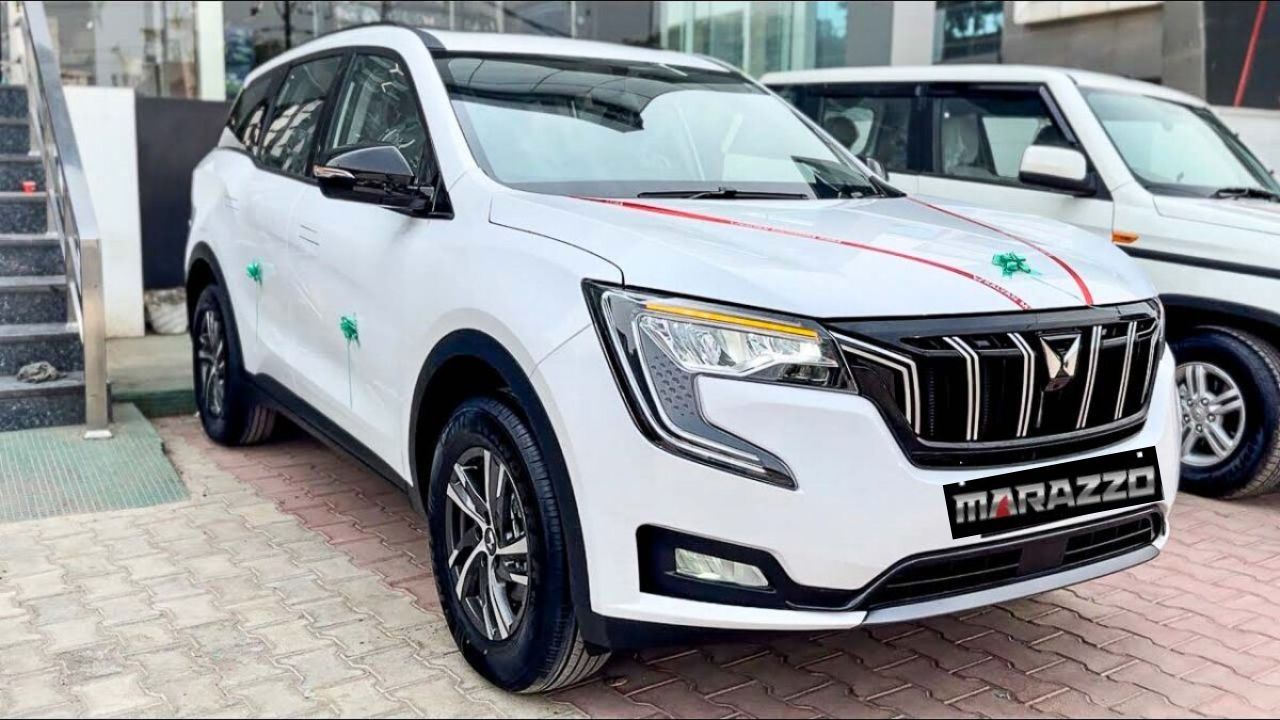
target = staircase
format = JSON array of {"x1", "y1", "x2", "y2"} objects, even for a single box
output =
[{"x1": 0, "y1": 83, "x2": 87, "y2": 431}]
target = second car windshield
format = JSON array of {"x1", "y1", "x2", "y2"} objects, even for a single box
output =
[
  {"x1": 1084, "y1": 89, "x2": 1280, "y2": 197},
  {"x1": 434, "y1": 53, "x2": 877, "y2": 199}
]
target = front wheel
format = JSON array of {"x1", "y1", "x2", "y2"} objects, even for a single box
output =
[
  {"x1": 426, "y1": 396, "x2": 609, "y2": 692},
  {"x1": 1172, "y1": 326, "x2": 1280, "y2": 498}
]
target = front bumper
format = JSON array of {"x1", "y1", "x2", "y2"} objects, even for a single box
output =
[{"x1": 534, "y1": 327, "x2": 1180, "y2": 636}]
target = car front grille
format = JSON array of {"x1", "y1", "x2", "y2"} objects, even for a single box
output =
[
  {"x1": 859, "y1": 510, "x2": 1162, "y2": 611},
  {"x1": 827, "y1": 301, "x2": 1163, "y2": 466}
]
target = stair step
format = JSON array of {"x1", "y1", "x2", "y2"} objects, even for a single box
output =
[
  {"x1": 0, "y1": 275, "x2": 67, "y2": 324},
  {"x1": 0, "y1": 233, "x2": 63, "y2": 276},
  {"x1": 0, "y1": 154, "x2": 44, "y2": 192},
  {"x1": 0, "y1": 118, "x2": 28, "y2": 154},
  {"x1": 0, "y1": 191, "x2": 47, "y2": 234},
  {"x1": 0, "y1": 86, "x2": 27, "y2": 120},
  {"x1": 0, "y1": 322, "x2": 83, "y2": 374},
  {"x1": 0, "y1": 370, "x2": 86, "y2": 431}
]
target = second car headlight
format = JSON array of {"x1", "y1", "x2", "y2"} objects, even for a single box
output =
[{"x1": 585, "y1": 282, "x2": 855, "y2": 489}]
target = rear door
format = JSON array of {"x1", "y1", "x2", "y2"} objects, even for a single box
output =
[
  {"x1": 914, "y1": 84, "x2": 1113, "y2": 237},
  {"x1": 244, "y1": 51, "x2": 347, "y2": 385}
]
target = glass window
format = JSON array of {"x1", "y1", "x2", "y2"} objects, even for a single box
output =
[
  {"x1": 934, "y1": 93, "x2": 1066, "y2": 186},
  {"x1": 260, "y1": 55, "x2": 344, "y2": 177},
  {"x1": 436, "y1": 54, "x2": 880, "y2": 200},
  {"x1": 934, "y1": 0, "x2": 1004, "y2": 63},
  {"x1": 226, "y1": 72, "x2": 276, "y2": 151},
  {"x1": 321, "y1": 54, "x2": 429, "y2": 176},
  {"x1": 45, "y1": 0, "x2": 199, "y2": 97},
  {"x1": 812, "y1": 92, "x2": 914, "y2": 172},
  {"x1": 812, "y1": 1, "x2": 850, "y2": 68},
  {"x1": 1084, "y1": 90, "x2": 1280, "y2": 196}
]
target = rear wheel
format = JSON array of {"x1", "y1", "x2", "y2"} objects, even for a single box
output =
[
  {"x1": 1172, "y1": 326, "x2": 1280, "y2": 498},
  {"x1": 192, "y1": 284, "x2": 277, "y2": 446},
  {"x1": 427, "y1": 395, "x2": 608, "y2": 692}
]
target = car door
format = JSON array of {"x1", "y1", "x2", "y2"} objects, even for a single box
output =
[
  {"x1": 243, "y1": 52, "x2": 347, "y2": 387},
  {"x1": 914, "y1": 85, "x2": 1113, "y2": 238},
  {"x1": 211, "y1": 68, "x2": 280, "y2": 374},
  {"x1": 286, "y1": 50, "x2": 437, "y2": 465},
  {"x1": 784, "y1": 82, "x2": 924, "y2": 193}
]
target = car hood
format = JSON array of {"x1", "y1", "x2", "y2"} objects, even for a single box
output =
[
  {"x1": 1153, "y1": 195, "x2": 1280, "y2": 235},
  {"x1": 490, "y1": 192, "x2": 1154, "y2": 318}
]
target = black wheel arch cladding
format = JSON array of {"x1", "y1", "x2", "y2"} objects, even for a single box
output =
[{"x1": 409, "y1": 329, "x2": 595, "y2": 634}]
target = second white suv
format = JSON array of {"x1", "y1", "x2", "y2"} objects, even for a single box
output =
[
  {"x1": 188, "y1": 27, "x2": 1179, "y2": 692},
  {"x1": 765, "y1": 64, "x2": 1280, "y2": 499}
]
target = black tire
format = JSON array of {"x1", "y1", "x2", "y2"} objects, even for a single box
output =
[
  {"x1": 1171, "y1": 326, "x2": 1280, "y2": 498},
  {"x1": 191, "y1": 283, "x2": 278, "y2": 446},
  {"x1": 427, "y1": 395, "x2": 608, "y2": 692}
]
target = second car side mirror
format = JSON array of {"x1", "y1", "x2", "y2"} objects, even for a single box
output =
[
  {"x1": 1018, "y1": 145, "x2": 1096, "y2": 196},
  {"x1": 314, "y1": 145, "x2": 429, "y2": 210}
]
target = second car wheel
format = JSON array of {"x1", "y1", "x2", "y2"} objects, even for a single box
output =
[
  {"x1": 1171, "y1": 326, "x2": 1280, "y2": 498},
  {"x1": 427, "y1": 395, "x2": 609, "y2": 692}
]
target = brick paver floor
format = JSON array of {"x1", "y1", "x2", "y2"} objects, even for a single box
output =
[{"x1": 5, "y1": 415, "x2": 1280, "y2": 717}]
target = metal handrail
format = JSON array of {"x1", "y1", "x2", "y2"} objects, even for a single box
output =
[{"x1": 13, "y1": 1, "x2": 109, "y2": 436}]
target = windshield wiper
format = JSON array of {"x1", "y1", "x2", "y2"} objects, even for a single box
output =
[
  {"x1": 637, "y1": 187, "x2": 808, "y2": 200},
  {"x1": 1211, "y1": 186, "x2": 1280, "y2": 202}
]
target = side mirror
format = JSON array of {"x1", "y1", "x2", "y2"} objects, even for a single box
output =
[
  {"x1": 857, "y1": 154, "x2": 887, "y2": 180},
  {"x1": 314, "y1": 145, "x2": 428, "y2": 210},
  {"x1": 1018, "y1": 145, "x2": 1095, "y2": 196}
]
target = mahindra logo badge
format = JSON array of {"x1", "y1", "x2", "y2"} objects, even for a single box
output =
[{"x1": 1040, "y1": 332, "x2": 1082, "y2": 392}]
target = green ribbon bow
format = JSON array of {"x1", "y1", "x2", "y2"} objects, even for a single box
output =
[
  {"x1": 340, "y1": 315, "x2": 359, "y2": 407},
  {"x1": 246, "y1": 260, "x2": 263, "y2": 284},
  {"x1": 992, "y1": 252, "x2": 1035, "y2": 278},
  {"x1": 339, "y1": 315, "x2": 360, "y2": 345}
]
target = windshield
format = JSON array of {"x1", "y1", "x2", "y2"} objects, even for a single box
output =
[
  {"x1": 435, "y1": 53, "x2": 879, "y2": 199},
  {"x1": 1084, "y1": 89, "x2": 1280, "y2": 197}
]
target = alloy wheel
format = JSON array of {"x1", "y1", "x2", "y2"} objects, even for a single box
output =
[
  {"x1": 444, "y1": 447, "x2": 531, "y2": 641},
  {"x1": 1177, "y1": 361, "x2": 1246, "y2": 467},
  {"x1": 196, "y1": 308, "x2": 228, "y2": 418}
]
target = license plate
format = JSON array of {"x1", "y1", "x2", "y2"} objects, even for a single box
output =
[{"x1": 944, "y1": 448, "x2": 1163, "y2": 539}]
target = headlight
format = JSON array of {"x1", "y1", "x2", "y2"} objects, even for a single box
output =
[{"x1": 585, "y1": 282, "x2": 854, "y2": 489}]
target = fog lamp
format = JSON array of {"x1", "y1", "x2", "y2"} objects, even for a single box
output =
[{"x1": 674, "y1": 548, "x2": 769, "y2": 588}]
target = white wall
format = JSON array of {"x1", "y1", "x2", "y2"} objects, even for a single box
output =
[
  {"x1": 64, "y1": 86, "x2": 145, "y2": 339},
  {"x1": 891, "y1": 1, "x2": 937, "y2": 66},
  {"x1": 1216, "y1": 106, "x2": 1280, "y2": 176}
]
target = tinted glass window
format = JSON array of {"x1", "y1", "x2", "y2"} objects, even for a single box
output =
[
  {"x1": 260, "y1": 55, "x2": 344, "y2": 176},
  {"x1": 934, "y1": 92, "x2": 1068, "y2": 186},
  {"x1": 321, "y1": 54, "x2": 429, "y2": 176},
  {"x1": 815, "y1": 93, "x2": 913, "y2": 172},
  {"x1": 226, "y1": 71, "x2": 275, "y2": 150}
]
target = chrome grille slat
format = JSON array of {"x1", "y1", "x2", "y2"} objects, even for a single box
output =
[
  {"x1": 1114, "y1": 321, "x2": 1138, "y2": 420},
  {"x1": 1076, "y1": 326, "x2": 1103, "y2": 430},
  {"x1": 835, "y1": 334, "x2": 921, "y2": 433},
  {"x1": 1009, "y1": 332, "x2": 1035, "y2": 438},
  {"x1": 944, "y1": 336, "x2": 982, "y2": 442}
]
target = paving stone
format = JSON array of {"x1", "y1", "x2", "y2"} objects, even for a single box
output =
[{"x1": 5, "y1": 418, "x2": 1275, "y2": 720}]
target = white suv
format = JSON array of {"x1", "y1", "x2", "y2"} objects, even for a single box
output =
[
  {"x1": 188, "y1": 27, "x2": 1179, "y2": 692},
  {"x1": 764, "y1": 64, "x2": 1280, "y2": 499}
]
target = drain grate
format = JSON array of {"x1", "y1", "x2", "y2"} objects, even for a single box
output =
[{"x1": 0, "y1": 403, "x2": 187, "y2": 522}]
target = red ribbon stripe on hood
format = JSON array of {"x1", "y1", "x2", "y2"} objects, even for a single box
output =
[
  {"x1": 909, "y1": 198, "x2": 1094, "y2": 306},
  {"x1": 580, "y1": 197, "x2": 1033, "y2": 311}
]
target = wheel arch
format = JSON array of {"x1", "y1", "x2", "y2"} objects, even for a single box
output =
[
  {"x1": 185, "y1": 242, "x2": 229, "y2": 324},
  {"x1": 407, "y1": 329, "x2": 595, "y2": 633},
  {"x1": 1162, "y1": 294, "x2": 1280, "y2": 350}
]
